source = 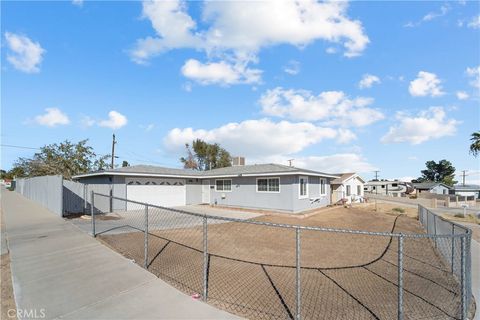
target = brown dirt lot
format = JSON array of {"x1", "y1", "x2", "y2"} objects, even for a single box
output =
[
  {"x1": 97, "y1": 205, "x2": 473, "y2": 320},
  {"x1": 1, "y1": 207, "x2": 16, "y2": 320},
  {"x1": 1, "y1": 253, "x2": 17, "y2": 320}
]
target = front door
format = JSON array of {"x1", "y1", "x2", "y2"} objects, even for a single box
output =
[{"x1": 202, "y1": 180, "x2": 210, "y2": 204}]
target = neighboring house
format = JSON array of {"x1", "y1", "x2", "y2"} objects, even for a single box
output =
[
  {"x1": 364, "y1": 180, "x2": 414, "y2": 197},
  {"x1": 73, "y1": 163, "x2": 340, "y2": 213},
  {"x1": 330, "y1": 173, "x2": 365, "y2": 204},
  {"x1": 451, "y1": 184, "x2": 480, "y2": 199},
  {"x1": 413, "y1": 182, "x2": 451, "y2": 195}
]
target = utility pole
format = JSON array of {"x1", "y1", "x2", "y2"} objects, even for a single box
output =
[
  {"x1": 373, "y1": 170, "x2": 380, "y2": 181},
  {"x1": 288, "y1": 159, "x2": 294, "y2": 167},
  {"x1": 461, "y1": 170, "x2": 467, "y2": 186},
  {"x1": 111, "y1": 134, "x2": 117, "y2": 169}
]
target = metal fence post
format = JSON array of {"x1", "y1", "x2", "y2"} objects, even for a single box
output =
[
  {"x1": 433, "y1": 214, "x2": 437, "y2": 248},
  {"x1": 426, "y1": 210, "x2": 429, "y2": 233},
  {"x1": 296, "y1": 227, "x2": 301, "y2": 320},
  {"x1": 451, "y1": 224, "x2": 455, "y2": 273},
  {"x1": 91, "y1": 191, "x2": 95, "y2": 237},
  {"x1": 398, "y1": 235, "x2": 404, "y2": 320},
  {"x1": 144, "y1": 204, "x2": 149, "y2": 269},
  {"x1": 203, "y1": 216, "x2": 208, "y2": 302},
  {"x1": 461, "y1": 236, "x2": 467, "y2": 320}
]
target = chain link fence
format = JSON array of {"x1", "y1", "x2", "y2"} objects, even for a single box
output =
[{"x1": 91, "y1": 192, "x2": 474, "y2": 320}]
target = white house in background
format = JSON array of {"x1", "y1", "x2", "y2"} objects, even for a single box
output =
[
  {"x1": 452, "y1": 184, "x2": 480, "y2": 199},
  {"x1": 412, "y1": 182, "x2": 451, "y2": 195},
  {"x1": 364, "y1": 180, "x2": 414, "y2": 197},
  {"x1": 330, "y1": 173, "x2": 365, "y2": 204}
]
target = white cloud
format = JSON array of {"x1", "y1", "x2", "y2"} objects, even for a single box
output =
[
  {"x1": 422, "y1": 4, "x2": 449, "y2": 22},
  {"x1": 358, "y1": 74, "x2": 380, "y2": 89},
  {"x1": 408, "y1": 71, "x2": 445, "y2": 97},
  {"x1": 325, "y1": 47, "x2": 337, "y2": 54},
  {"x1": 283, "y1": 60, "x2": 300, "y2": 75},
  {"x1": 163, "y1": 119, "x2": 345, "y2": 157},
  {"x1": 98, "y1": 111, "x2": 128, "y2": 130},
  {"x1": 140, "y1": 124, "x2": 155, "y2": 132},
  {"x1": 181, "y1": 59, "x2": 261, "y2": 85},
  {"x1": 337, "y1": 128, "x2": 357, "y2": 144},
  {"x1": 271, "y1": 154, "x2": 377, "y2": 174},
  {"x1": 466, "y1": 65, "x2": 480, "y2": 89},
  {"x1": 131, "y1": 0, "x2": 369, "y2": 82},
  {"x1": 133, "y1": 0, "x2": 370, "y2": 59},
  {"x1": 4, "y1": 32, "x2": 45, "y2": 73},
  {"x1": 397, "y1": 176, "x2": 415, "y2": 182},
  {"x1": 381, "y1": 107, "x2": 460, "y2": 145},
  {"x1": 80, "y1": 115, "x2": 95, "y2": 127},
  {"x1": 259, "y1": 87, "x2": 384, "y2": 127},
  {"x1": 72, "y1": 0, "x2": 83, "y2": 7},
  {"x1": 456, "y1": 91, "x2": 469, "y2": 100},
  {"x1": 467, "y1": 15, "x2": 480, "y2": 29},
  {"x1": 182, "y1": 82, "x2": 192, "y2": 92},
  {"x1": 407, "y1": 156, "x2": 417, "y2": 161},
  {"x1": 33, "y1": 108, "x2": 70, "y2": 127},
  {"x1": 404, "y1": 4, "x2": 449, "y2": 27}
]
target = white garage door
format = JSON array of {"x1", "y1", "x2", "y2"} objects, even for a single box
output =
[{"x1": 126, "y1": 177, "x2": 186, "y2": 210}]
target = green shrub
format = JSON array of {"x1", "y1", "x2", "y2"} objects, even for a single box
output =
[{"x1": 392, "y1": 207, "x2": 405, "y2": 213}]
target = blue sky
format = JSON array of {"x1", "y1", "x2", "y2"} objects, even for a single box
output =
[{"x1": 2, "y1": 0, "x2": 479, "y2": 183}]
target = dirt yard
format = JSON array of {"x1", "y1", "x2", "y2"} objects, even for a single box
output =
[{"x1": 97, "y1": 204, "x2": 473, "y2": 320}]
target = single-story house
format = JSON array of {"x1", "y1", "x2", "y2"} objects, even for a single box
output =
[
  {"x1": 73, "y1": 163, "x2": 340, "y2": 213},
  {"x1": 330, "y1": 173, "x2": 365, "y2": 204},
  {"x1": 413, "y1": 182, "x2": 451, "y2": 195},
  {"x1": 451, "y1": 184, "x2": 480, "y2": 199}
]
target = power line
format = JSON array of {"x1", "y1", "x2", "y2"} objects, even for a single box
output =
[{"x1": 0, "y1": 144, "x2": 40, "y2": 150}]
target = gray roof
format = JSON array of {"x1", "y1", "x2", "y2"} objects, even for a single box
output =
[
  {"x1": 112, "y1": 165, "x2": 203, "y2": 177},
  {"x1": 413, "y1": 182, "x2": 451, "y2": 190},
  {"x1": 73, "y1": 163, "x2": 339, "y2": 179},
  {"x1": 453, "y1": 184, "x2": 480, "y2": 191}
]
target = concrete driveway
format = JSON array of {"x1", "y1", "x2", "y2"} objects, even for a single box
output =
[
  {"x1": 70, "y1": 204, "x2": 263, "y2": 236},
  {"x1": 173, "y1": 205, "x2": 263, "y2": 220}
]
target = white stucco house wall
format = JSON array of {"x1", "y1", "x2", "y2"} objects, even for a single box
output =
[{"x1": 330, "y1": 173, "x2": 365, "y2": 204}]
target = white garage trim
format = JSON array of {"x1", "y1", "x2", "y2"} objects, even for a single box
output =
[{"x1": 126, "y1": 177, "x2": 186, "y2": 209}]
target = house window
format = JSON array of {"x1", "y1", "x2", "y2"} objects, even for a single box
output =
[
  {"x1": 392, "y1": 183, "x2": 398, "y2": 187},
  {"x1": 215, "y1": 179, "x2": 232, "y2": 192},
  {"x1": 357, "y1": 185, "x2": 361, "y2": 195},
  {"x1": 257, "y1": 178, "x2": 280, "y2": 192},
  {"x1": 299, "y1": 176, "x2": 308, "y2": 198},
  {"x1": 346, "y1": 185, "x2": 351, "y2": 196},
  {"x1": 381, "y1": 185, "x2": 385, "y2": 188},
  {"x1": 320, "y1": 179, "x2": 326, "y2": 195}
]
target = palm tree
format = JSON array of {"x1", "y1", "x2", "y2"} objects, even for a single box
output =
[{"x1": 470, "y1": 131, "x2": 480, "y2": 157}]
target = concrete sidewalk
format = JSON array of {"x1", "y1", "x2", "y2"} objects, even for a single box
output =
[{"x1": 1, "y1": 189, "x2": 240, "y2": 319}]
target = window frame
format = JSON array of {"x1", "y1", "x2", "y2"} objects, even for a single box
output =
[
  {"x1": 215, "y1": 179, "x2": 232, "y2": 192},
  {"x1": 357, "y1": 185, "x2": 361, "y2": 196},
  {"x1": 256, "y1": 177, "x2": 281, "y2": 193},
  {"x1": 320, "y1": 178, "x2": 326, "y2": 196},
  {"x1": 299, "y1": 176, "x2": 309, "y2": 199},
  {"x1": 346, "y1": 185, "x2": 351, "y2": 196}
]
